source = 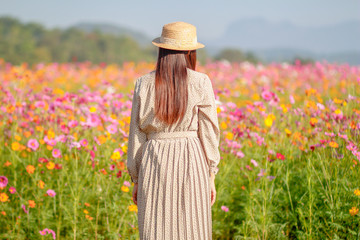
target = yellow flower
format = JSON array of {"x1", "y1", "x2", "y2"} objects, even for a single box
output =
[
  {"x1": 14, "y1": 135, "x2": 22, "y2": 141},
  {"x1": 36, "y1": 126, "x2": 44, "y2": 132},
  {"x1": 124, "y1": 116, "x2": 131, "y2": 124},
  {"x1": 0, "y1": 193, "x2": 9, "y2": 202},
  {"x1": 121, "y1": 186, "x2": 129, "y2": 192},
  {"x1": 333, "y1": 98, "x2": 343, "y2": 104},
  {"x1": 11, "y1": 142, "x2": 21, "y2": 151},
  {"x1": 47, "y1": 129, "x2": 55, "y2": 139},
  {"x1": 121, "y1": 145, "x2": 128, "y2": 153},
  {"x1": 329, "y1": 141, "x2": 339, "y2": 148},
  {"x1": 252, "y1": 93, "x2": 260, "y2": 101},
  {"x1": 349, "y1": 207, "x2": 359, "y2": 216},
  {"x1": 89, "y1": 107, "x2": 97, "y2": 113},
  {"x1": 128, "y1": 204, "x2": 138, "y2": 212},
  {"x1": 354, "y1": 189, "x2": 360, "y2": 196},
  {"x1": 280, "y1": 104, "x2": 288, "y2": 113},
  {"x1": 98, "y1": 135, "x2": 107, "y2": 145},
  {"x1": 265, "y1": 116, "x2": 273, "y2": 127},
  {"x1": 111, "y1": 151, "x2": 121, "y2": 160},
  {"x1": 83, "y1": 209, "x2": 89, "y2": 214},
  {"x1": 26, "y1": 165, "x2": 35, "y2": 174},
  {"x1": 46, "y1": 161, "x2": 55, "y2": 170},
  {"x1": 225, "y1": 132, "x2": 234, "y2": 140},
  {"x1": 53, "y1": 88, "x2": 65, "y2": 96},
  {"x1": 310, "y1": 118, "x2": 318, "y2": 125},
  {"x1": 285, "y1": 128, "x2": 292, "y2": 136},
  {"x1": 220, "y1": 121, "x2": 228, "y2": 130},
  {"x1": 334, "y1": 109, "x2": 342, "y2": 115},
  {"x1": 38, "y1": 180, "x2": 45, "y2": 189}
]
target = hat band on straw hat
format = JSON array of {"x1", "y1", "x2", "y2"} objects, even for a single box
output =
[{"x1": 159, "y1": 36, "x2": 198, "y2": 48}]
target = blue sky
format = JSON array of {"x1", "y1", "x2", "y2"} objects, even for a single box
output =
[{"x1": 1, "y1": 0, "x2": 359, "y2": 40}]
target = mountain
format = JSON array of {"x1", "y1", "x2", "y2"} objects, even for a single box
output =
[
  {"x1": 71, "y1": 22, "x2": 152, "y2": 46},
  {"x1": 206, "y1": 17, "x2": 360, "y2": 64},
  {"x1": 209, "y1": 17, "x2": 360, "y2": 53}
]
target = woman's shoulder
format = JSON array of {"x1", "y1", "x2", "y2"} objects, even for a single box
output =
[
  {"x1": 187, "y1": 68, "x2": 211, "y2": 86},
  {"x1": 135, "y1": 70, "x2": 156, "y2": 87}
]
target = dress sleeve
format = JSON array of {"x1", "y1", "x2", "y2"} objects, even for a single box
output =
[
  {"x1": 197, "y1": 75, "x2": 221, "y2": 176},
  {"x1": 126, "y1": 78, "x2": 147, "y2": 184}
]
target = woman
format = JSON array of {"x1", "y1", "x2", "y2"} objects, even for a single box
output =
[{"x1": 127, "y1": 21, "x2": 221, "y2": 240}]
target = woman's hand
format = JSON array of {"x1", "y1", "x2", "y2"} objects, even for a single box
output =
[
  {"x1": 210, "y1": 172, "x2": 216, "y2": 206},
  {"x1": 132, "y1": 183, "x2": 138, "y2": 205}
]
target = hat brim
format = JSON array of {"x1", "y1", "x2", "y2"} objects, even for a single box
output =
[{"x1": 152, "y1": 37, "x2": 205, "y2": 51}]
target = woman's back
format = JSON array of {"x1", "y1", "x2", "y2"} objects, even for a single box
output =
[{"x1": 135, "y1": 68, "x2": 217, "y2": 135}]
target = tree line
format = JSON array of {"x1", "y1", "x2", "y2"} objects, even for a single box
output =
[{"x1": 1, "y1": 16, "x2": 313, "y2": 66}]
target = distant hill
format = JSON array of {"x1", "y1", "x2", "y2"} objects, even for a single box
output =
[
  {"x1": 206, "y1": 17, "x2": 360, "y2": 65},
  {"x1": 209, "y1": 17, "x2": 360, "y2": 53},
  {"x1": 71, "y1": 22, "x2": 152, "y2": 46}
]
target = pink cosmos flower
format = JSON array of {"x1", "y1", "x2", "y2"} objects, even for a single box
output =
[
  {"x1": 221, "y1": 206, "x2": 229, "y2": 212},
  {"x1": 250, "y1": 159, "x2": 259, "y2": 167},
  {"x1": 52, "y1": 149, "x2": 62, "y2": 158},
  {"x1": 226, "y1": 102, "x2": 237, "y2": 109},
  {"x1": 0, "y1": 176, "x2": 8, "y2": 188},
  {"x1": 109, "y1": 164, "x2": 116, "y2": 171},
  {"x1": 261, "y1": 90, "x2": 273, "y2": 101},
  {"x1": 39, "y1": 228, "x2": 56, "y2": 239},
  {"x1": 123, "y1": 181, "x2": 131, "y2": 187},
  {"x1": 68, "y1": 120, "x2": 78, "y2": 128},
  {"x1": 9, "y1": 186, "x2": 16, "y2": 194},
  {"x1": 79, "y1": 139, "x2": 88, "y2": 147},
  {"x1": 289, "y1": 95, "x2": 295, "y2": 104},
  {"x1": 106, "y1": 124, "x2": 118, "y2": 134},
  {"x1": 27, "y1": 139, "x2": 39, "y2": 151},
  {"x1": 22, "y1": 204, "x2": 29, "y2": 214},
  {"x1": 35, "y1": 101, "x2": 45, "y2": 108},
  {"x1": 257, "y1": 169, "x2": 266, "y2": 177},
  {"x1": 39, "y1": 228, "x2": 48, "y2": 236},
  {"x1": 236, "y1": 151, "x2": 245, "y2": 158},
  {"x1": 317, "y1": 103, "x2": 325, "y2": 110},
  {"x1": 267, "y1": 176, "x2": 276, "y2": 181},
  {"x1": 46, "y1": 189, "x2": 56, "y2": 197}
]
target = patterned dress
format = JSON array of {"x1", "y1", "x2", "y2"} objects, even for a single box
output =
[{"x1": 126, "y1": 68, "x2": 221, "y2": 240}]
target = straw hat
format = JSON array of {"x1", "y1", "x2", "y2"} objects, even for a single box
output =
[{"x1": 152, "y1": 22, "x2": 205, "y2": 51}]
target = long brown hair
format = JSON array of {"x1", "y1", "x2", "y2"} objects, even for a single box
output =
[{"x1": 154, "y1": 47, "x2": 197, "y2": 125}]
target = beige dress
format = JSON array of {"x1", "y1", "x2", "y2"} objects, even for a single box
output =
[{"x1": 126, "y1": 68, "x2": 221, "y2": 240}]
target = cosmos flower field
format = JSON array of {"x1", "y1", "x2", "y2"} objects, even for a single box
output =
[{"x1": 0, "y1": 58, "x2": 359, "y2": 239}]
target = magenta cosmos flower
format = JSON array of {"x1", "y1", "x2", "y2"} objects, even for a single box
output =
[
  {"x1": 221, "y1": 206, "x2": 229, "y2": 212},
  {"x1": 0, "y1": 176, "x2": 8, "y2": 188},
  {"x1": 52, "y1": 149, "x2": 62, "y2": 158},
  {"x1": 9, "y1": 186, "x2": 16, "y2": 194},
  {"x1": 27, "y1": 139, "x2": 39, "y2": 151},
  {"x1": 46, "y1": 189, "x2": 56, "y2": 197},
  {"x1": 22, "y1": 204, "x2": 29, "y2": 214},
  {"x1": 39, "y1": 228, "x2": 56, "y2": 239},
  {"x1": 79, "y1": 139, "x2": 88, "y2": 147}
]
